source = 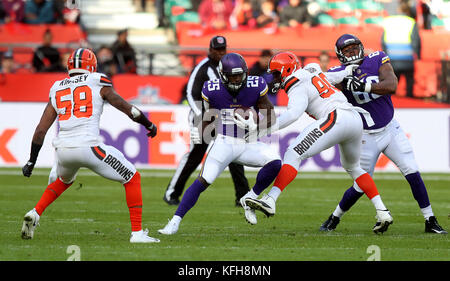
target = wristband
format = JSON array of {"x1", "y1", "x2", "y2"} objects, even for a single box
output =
[{"x1": 364, "y1": 82, "x2": 372, "y2": 93}]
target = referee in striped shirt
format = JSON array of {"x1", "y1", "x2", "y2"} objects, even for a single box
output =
[{"x1": 163, "y1": 36, "x2": 250, "y2": 206}]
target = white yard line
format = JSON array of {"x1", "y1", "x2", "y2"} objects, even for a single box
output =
[{"x1": 0, "y1": 169, "x2": 449, "y2": 181}]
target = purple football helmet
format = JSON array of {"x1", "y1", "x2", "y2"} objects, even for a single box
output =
[
  {"x1": 219, "y1": 53, "x2": 248, "y2": 92},
  {"x1": 335, "y1": 34, "x2": 365, "y2": 65}
]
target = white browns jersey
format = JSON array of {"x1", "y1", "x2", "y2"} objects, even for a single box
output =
[
  {"x1": 49, "y1": 72, "x2": 113, "y2": 148},
  {"x1": 272, "y1": 63, "x2": 367, "y2": 132}
]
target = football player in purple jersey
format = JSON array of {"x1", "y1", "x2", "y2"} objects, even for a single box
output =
[
  {"x1": 320, "y1": 34, "x2": 447, "y2": 234},
  {"x1": 158, "y1": 53, "x2": 282, "y2": 234}
]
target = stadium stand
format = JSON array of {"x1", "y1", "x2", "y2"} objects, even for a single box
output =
[{"x1": 0, "y1": 0, "x2": 449, "y2": 102}]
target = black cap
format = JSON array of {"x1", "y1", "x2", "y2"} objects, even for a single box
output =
[{"x1": 210, "y1": 36, "x2": 227, "y2": 49}]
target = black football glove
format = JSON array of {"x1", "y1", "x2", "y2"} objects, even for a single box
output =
[
  {"x1": 146, "y1": 123, "x2": 157, "y2": 138},
  {"x1": 342, "y1": 76, "x2": 369, "y2": 93},
  {"x1": 22, "y1": 161, "x2": 35, "y2": 177}
]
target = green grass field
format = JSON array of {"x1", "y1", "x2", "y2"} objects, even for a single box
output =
[{"x1": 0, "y1": 167, "x2": 448, "y2": 261}]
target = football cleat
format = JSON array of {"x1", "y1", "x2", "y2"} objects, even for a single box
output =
[
  {"x1": 158, "y1": 219, "x2": 180, "y2": 235},
  {"x1": 21, "y1": 208, "x2": 40, "y2": 240},
  {"x1": 245, "y1": 194, "x2": 276, "y2": 217},
  {"x1": 425, "y1": 216, "x2": 448, "y2": 234},
  {"x1": 130, "y1": 229, "x2": 160, "y2": 243},
  {"x1": 163, "y1": 194, "x2": 180, "y2": 206},
  {"x1": 373, "y1": 209, "x2": 393, "y2": 234},
  {"x1": 319, "y1": 214, "x2": 340, "y2": 231},
  {"x1": 240, "y1": 196, "x2": 257, "y2": 225}
]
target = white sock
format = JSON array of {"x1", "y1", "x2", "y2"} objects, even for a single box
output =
[
  {"x1": 172, "y1": 215, "x2": 182, "y2": 225},
  {"x1": 371, "y1": 195, "x2": 387, "y2": 210},
  {"x1": 421, "y1": 205, "x2": 434, "y2": 220},
  {"x1": 268, "y1": 186, "x2": 282, "y2": 201},
  {"x1": 247, "y1": 189, "x2": 258, "y2": 199},
  {"x1": 332, "y1": 205, "x2": 346, "y2": 218}
]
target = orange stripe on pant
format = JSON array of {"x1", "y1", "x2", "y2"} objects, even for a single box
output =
[{"x1": 320, "y1": 111, "x2": 336, "y2": 133}]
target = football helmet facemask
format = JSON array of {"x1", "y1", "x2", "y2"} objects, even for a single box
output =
[{"x1": 335, "y1": 34, "x2": 364, "y2": 65}]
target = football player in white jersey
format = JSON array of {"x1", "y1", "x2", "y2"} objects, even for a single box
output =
[
  {"x1": 240, "y1": 52, "x2": 394, "y2": 233},
  {"x1": 21, "y1": 48, "x2": 160, "y2": 243}
]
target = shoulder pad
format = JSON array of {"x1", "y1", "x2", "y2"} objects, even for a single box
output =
[{"x1": 303, "y1": 63, "x2": 321, "y2": 74}]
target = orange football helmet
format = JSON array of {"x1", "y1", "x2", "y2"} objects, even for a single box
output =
[
  {"x1": 67, "y1": 48, "x2": 97, "y2": 75},
  {"x1": 267, "y1": 51, "x2": 300, "y2": 85}
]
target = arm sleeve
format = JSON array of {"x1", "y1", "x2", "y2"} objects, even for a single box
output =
[
  {"x1": 186, "y1": 67, "x2": 207, "y2": 116},
  {"x1": 324, "y1": 69, "x2": 350, "y2": 85}
]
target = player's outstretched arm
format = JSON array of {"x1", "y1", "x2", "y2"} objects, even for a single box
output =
[
  {"x1": 23, "y1": 101, "x2": 57, "y2": 177},
  {"x1": 101, "y1": 86, "x2": 157, "y2": 138}
]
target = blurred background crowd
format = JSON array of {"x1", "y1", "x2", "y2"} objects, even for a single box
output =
[{"x1": 0, "y1": 0, "x2": 449, "y2": 102}]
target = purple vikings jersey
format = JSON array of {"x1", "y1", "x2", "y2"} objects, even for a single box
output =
[
  {"x1": 328, "y1": 51, "x2": 394, "y2": 130},
  {"x1": 201, "y1": 76, "x2": 268, "y2": 138}
]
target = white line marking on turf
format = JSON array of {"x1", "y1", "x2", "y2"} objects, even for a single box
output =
[{"x1": 1, "y1": 169, "x2": 449, "y2": 181}]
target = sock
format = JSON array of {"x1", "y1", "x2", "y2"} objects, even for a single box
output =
[
  {"x1": 355, "y1": 173, "x2": 386, "y2": 210},
  {"x1": 338, "y1": 186, "x2": 364, "y2": 212},
  {"x1": 268, "y1": 187, "x2": 282, "y2": 201},
  {"x1": 245, "y1": 189, "x2": 258, "y2": 200},
  {"x1": 421, "y1": 206, "x2": 434, "y2": 220},
  {"x1": 355, "y1": 173, "x2": 379, "y2": 200},
  {"x1": 35, "y1": 178, "x2": 72, "y2": 215},
  {"x1": 332, "y1": 205, "x2": 345, "y2": 218},
  {"x1": 272, "y1": 164, "x2": 298, "y2": 192},
  {"x1": 175, "y1": 179, "x2": 207, "y2": 218},
  {"x1": 252, "y1": 160, "x2": 282, "y2": 195},
  {"x1": 405, "y1": 172, "x2": 431, "y2": 209},
  {"x1": 124, "y1": 172, "x2": 143, "y2": 232}
]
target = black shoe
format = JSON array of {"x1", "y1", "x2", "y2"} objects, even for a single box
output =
[
  {"x1": 425, "y1": 216, "x2": 448, "y2": 234},
  {"x1": 163, "y1": 195, "x2": 180, "y2": 206},
  {"x1": 319, "y1": 214, "x2": 340, "y2": 231}
]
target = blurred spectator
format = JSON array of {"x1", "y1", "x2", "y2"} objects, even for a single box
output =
[
  {"x1": 24, "y1": 0, "x2": 54, "y2": 24},
  {"x1": 0, "y1": 2, "x2": 5, "y2": 23},
  {"x1": 230, "y1": 0, "x2": 256, "y2": 29},
  {"x1": 198, "y1": 0, "x2": 234, "y2": 30},
  {"x1": 111, "y1": 29, "x2": 137, "y2": 74},
  {"x1": 0, "y1": 49, "x2": 16, "y2": 73},
  {"x1": 96, "y1": 45, "x2": 118, "y2": 77},
  {"x1": 318, "y1": 51, "x2": 330, "y2": 72},
  {"x1": 1, "y1": 0, "x2": 26, "y2": 23},
  {"x1": 382, "y1": 1, "x2": 421, "y2": 98},
  {"x1": 255, "y1": 0, "x2": 279, "y2": 28},
  {"x1": 420, "y1": 0, "x2": 444, "y2": 29},
  {"x1": 154, "y1": 0, "x2": 167, "y2": 27},
  {"x1": 249, "y1": 49, "x2": 277, "y2": 105},
  {"x1": 53, "y1": 0, "x2": 81, "y2": 24},
  {"x1": 249, "y1": 49, "x2": 272, "y2": 76},
  {"x1": 279, "y1": 0, "x2": 313, "y2": 28},
  {"x1": 32, "y1": 28, "x2": 63, "y2": 72}
]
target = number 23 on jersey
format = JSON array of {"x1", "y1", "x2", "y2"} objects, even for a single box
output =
[{"x1": 55, "y1": 85, "x2": 93, "y2": 120}]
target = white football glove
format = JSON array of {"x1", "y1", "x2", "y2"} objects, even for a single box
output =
[
  {"x1": 234, "y1": 111, "x2": 257, "y2": 133},
  {"x1": 190, "y1": 126, "x2": 201, "y2": 144},
  {"x1": 344, "y1": 64, "x2": 359, "y2": 76}
]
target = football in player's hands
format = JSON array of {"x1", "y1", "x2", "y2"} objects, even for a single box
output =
[{"x1": 233, "y1": 107, "x2": 258, "y2": 123}]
